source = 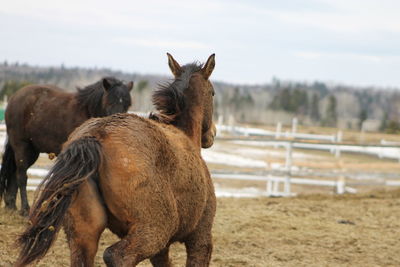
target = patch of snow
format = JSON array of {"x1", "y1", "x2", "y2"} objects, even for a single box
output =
[
  {"x1": 217, "y1": 125, "x2": 275, "y2": 137},
  {"x1": 0, "y1": 165, "x2": 49, "y2": 177},
  {"x1": 231, "y1": 140, "x2": 323, "y2": 159},
  {"x1": 232, "y1": 140, "x2": 400, "y2": 160},
  {"x1": 215, "y1": 187, "x2": 267, "y2": 198},
  {"x1": 202, "y1": 150, "x2": 267, "y2": 168},
  {"x1": 27, "y1": 168, "x2": 49, "y2": 177},
  {"x1": 234, "y1": 147, "x2": 285, "y2": 158}
]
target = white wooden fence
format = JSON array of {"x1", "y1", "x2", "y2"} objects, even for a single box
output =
[
  {"x1": 217, "y1": 118, "x2": 341, "y2": 142},
  {"x1": 2, "y1": 117, "x2": 399, "y2": 197},
  {"x1": 26, "y1": 171, "x2": 400, "y2": 197}
]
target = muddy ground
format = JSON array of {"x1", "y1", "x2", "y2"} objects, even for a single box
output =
[{"x1": 0, "y1": 189, "x2": 399, "y2": 266}]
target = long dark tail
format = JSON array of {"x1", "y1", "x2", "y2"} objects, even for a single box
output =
[
  {"x1": 0, "y1": 141, "x2": 16, "y2": 203},
  {"x1": 16, "y1": 137, "x2": 103, "y2": 267}
]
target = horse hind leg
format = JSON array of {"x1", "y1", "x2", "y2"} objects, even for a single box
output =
[
  {"x1": 185, "y1": 233, "x2": 213, "y2": 267},
  {"x1": 12, "y1": 141, "x2": 39, "y2": 216},
  {"x1": 64, "y1": 178, "x2": 107, "y2": 267},
  {"x1": 103, "y1": 224, "x2": 173, "y2": 267},
  {"x1": 4, "y1": 172, "x2": 17, "y2": 210},
  {"x1": 150, "y1": 246, "x2": 172, "y2": 267},
  {"x1": 184, "y1": 198, "x2": 216, "y2": 267}
]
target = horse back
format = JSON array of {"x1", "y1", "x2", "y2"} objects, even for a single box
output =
[{"x1": 6, "y1": 85, "x2": 88, "y2": 154}]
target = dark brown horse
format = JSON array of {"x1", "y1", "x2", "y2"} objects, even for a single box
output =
[
  {"x1": 0, "y1": 77, "x2": 133, "y2": 216},
  {"x1": 16, "y1": 54, "x2": 216, "y2": 267}
]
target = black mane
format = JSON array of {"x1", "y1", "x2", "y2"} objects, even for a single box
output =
[
  {"x1": 76, "y1": 77, "x2": 121, "y2": 117},
  {"x1": 150, "y1": 63, "x2": 203, "y2": 124}
]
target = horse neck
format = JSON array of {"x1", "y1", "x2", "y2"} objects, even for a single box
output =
[
  {"x1": 73, "y1": 92, "x2": 105, "y2": 118},
  {"x1": 68, "y1": 94, "x2": 90, "y2": 120},
  {"x1": 174, "y1": 105, "x2": 203, "y2": 149}
]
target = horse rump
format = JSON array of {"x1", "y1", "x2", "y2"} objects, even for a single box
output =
[{"x1": 15, "y1": 137, "x2": 103, "y2": 267}]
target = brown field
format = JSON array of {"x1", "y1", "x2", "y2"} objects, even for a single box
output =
[{"x1": 1, "y1": 190, "x2": 400, "y2": 267}]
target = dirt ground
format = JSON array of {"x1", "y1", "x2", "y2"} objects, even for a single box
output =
[{"x1": 0, "y1": 189, "x2": 400, "y2": 267}]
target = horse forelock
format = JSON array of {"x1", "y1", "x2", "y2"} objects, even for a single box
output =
[{"x1": 151, "y1": 63, "x2": 203, "y2": 124}]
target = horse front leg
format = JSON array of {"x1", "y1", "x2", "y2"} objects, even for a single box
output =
[
  {"x1": 15, "y1": 168, "x2": 29, "y2": 216},
  {"x1": 13, "y1": 142, "x2": 39, "y2": 216}
]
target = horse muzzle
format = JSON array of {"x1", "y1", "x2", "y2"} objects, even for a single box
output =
[{"x1": 201, "y1": 124, "x2": 216, "y2": 148}]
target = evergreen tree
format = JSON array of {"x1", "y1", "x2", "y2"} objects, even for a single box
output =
[
  {"x1": 323, "y1": 95, "x2": 337, "y2": 127},
  {"x1": 310, "y1": 93, "x2": 320, "y2": 121},
  {"x1": 385, "y1": 120, "x2": 400, "y2": 134},
  {"x1": 380, "y1": 111, "x2": 389, "y2": 132},
  {"x1": 280, "y1": 88, "x2": 292, "y2": 111},
  {"x1": 358, "y1": 109, "x2": 368, "y2": 130},
  {"x1": 0, "y1": 80, "x2": 31, "y2": 99},
  {"x1": 136, "y1": 80, "x2": 148, "y2": 93}
]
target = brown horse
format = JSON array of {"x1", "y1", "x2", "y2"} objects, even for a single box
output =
[
  {"x1": 0, "y1": 77, "x2": 133, "y2": 216},
  {"x1": 16, "y1": 54, "x2": 216, "y2": 267}
]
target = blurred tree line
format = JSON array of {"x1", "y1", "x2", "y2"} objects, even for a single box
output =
[
  {"x1": 0, "y1": 80, "x2": 31, "y2": 99},
  {"x1": 1, "y1": 61, "x2": 400, "y2": 133}
]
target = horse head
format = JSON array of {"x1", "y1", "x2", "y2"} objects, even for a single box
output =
[
  {"x1": 166, "y1": 53, "x2": 216, "y2": 148},
  {"x1": 101, "y1": 77, "x2": 133, "y2": 115}
]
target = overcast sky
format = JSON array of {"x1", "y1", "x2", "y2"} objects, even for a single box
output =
[{"x1": 1, "y1": 0, "x2": 399, "y2": 87}]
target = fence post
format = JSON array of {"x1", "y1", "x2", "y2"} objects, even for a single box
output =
[
  {"x1": 275, "y1": 122, "x2": 282, "y2": 139},
  {"x1": 336, "y1": 176, "x2": 345, "y2": 194},
  {"x1": 336, "y1": 131, "x2": 343, "y2": 143},
  {"x1": 292, "y1": 117, "x2": 298, "y2": 135},
  {"x1": 266, "y1": 178, "x2": 272, "y2": 196},
  {"x1": 335, "y1": 145, "x2": 341, "y2": 158},
  {"x1": 285, "y1": 142, "x2": 293, "y2": 171},
  {"x1": 284, "y1": 176, "x2": 291, "y2": 196},
  {"x1": 272, "y1": 180, "x2": 279, "y2": 196},
  {"x1": 284, "y1": 142, "x2": 293, "y2": 196},
  {"x1": 335, "y1": 131, "x2": 342, "y2": 158}
]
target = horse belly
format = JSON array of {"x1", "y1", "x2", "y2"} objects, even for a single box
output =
[{"x1": 7, "y1": 89, "x2": 80, "y2": 155}]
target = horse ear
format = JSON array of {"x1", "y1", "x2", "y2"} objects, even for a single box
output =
[
  {"x1": 102, "y1": 78, "x2": 112, "y2": 91},
  {"x1": 127, "y1": 81, "x2": 134, "y2": 92},
  {"x1": 167, "y1": 53, "x2": 182, "y2": 78},
  {"x1": 201, "y1": 54, "x2": 215, "y2": 80}
]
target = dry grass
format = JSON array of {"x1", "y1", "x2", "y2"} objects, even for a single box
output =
[{"x1": 1, "y1": 190, "x2": 400, "y2": 266}]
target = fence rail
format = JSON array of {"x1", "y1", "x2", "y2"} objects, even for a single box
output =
[
  {"x1": 213, "y1": 173, "x2": 399, "y2": 197},
  {"x1": 26, "y1": 172, "x2": 400, "y2": 197},
  {"x1": 3, "y1": 118, "x2": 400, "y2": 197}
]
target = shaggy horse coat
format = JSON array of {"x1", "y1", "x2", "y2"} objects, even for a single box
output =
[
  {"x1": 16, "y1": 54, "x2": 217, "y2": 267},
  {"x1": 0, "y1": 77, "x2": 133, "y2": 215}
]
